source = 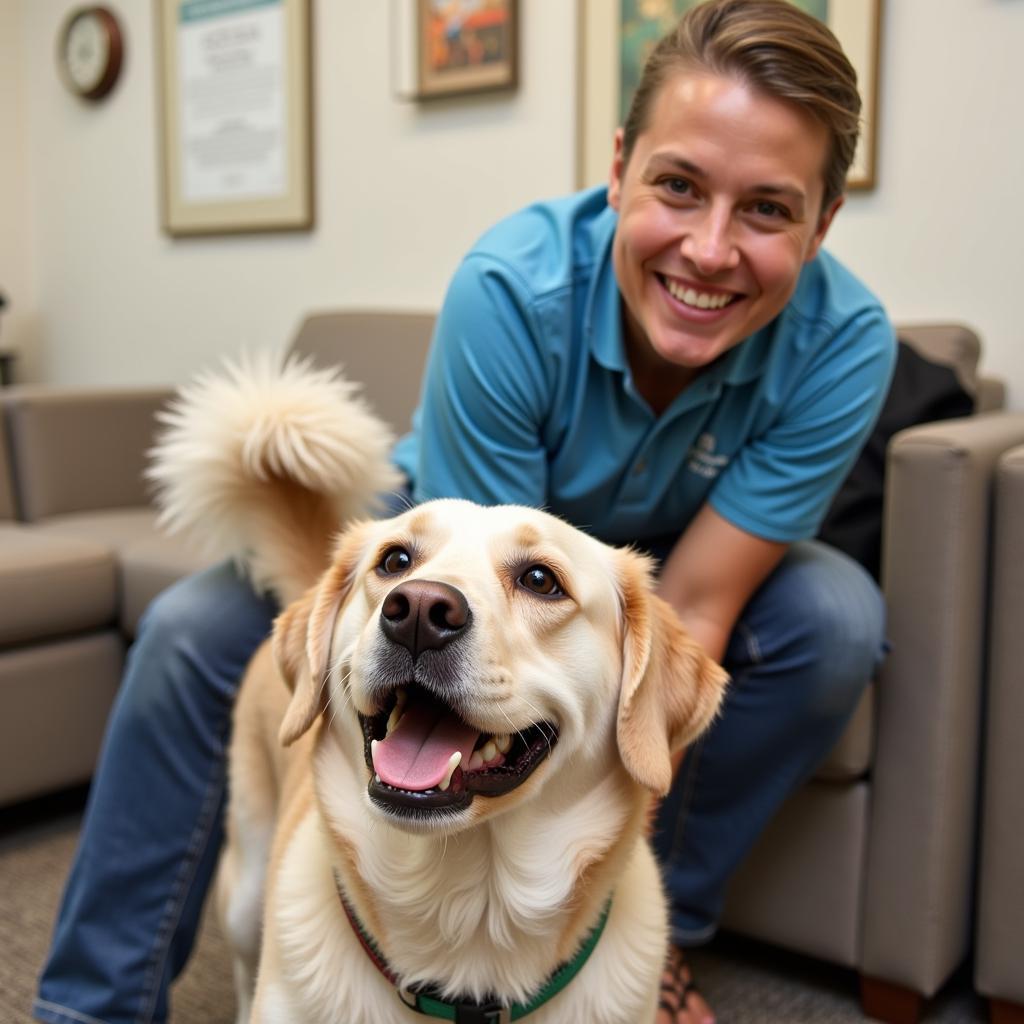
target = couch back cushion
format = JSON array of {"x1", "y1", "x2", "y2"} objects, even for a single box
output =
[
  {"x1": 5, "y1": 388, "x2": 173, "y2": 521},
  {"x1": 288, "y1": 311, "x2": 435, "y2": 434},
  {"x1": 896, "y1": 322, "x2": 980, "y2": 399}
]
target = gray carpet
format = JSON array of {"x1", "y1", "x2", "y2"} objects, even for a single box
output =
[{"x1": 0, "y1": 788, "x2": 987, "y2": 1024}]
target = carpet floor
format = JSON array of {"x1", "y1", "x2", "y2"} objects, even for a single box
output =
[{"x1": 0, "y1": 787, "x2": 988, "y2": 1024}]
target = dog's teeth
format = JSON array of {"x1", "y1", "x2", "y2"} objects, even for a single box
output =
[
  {"x1": 386, "y1": 690, "x2": 408, "y2": 735},
  {"x1": 468, "y1": 750, "x2": 484, "y2": 770},
  {"x1": 371, "y1": 739, "x2": 380, "y2": 771},
  {"x1": 495, "y1": 734, "x2": 512, "y2": 754},
  {"x1": 438, "y1": 751, "x2": 462, "y2": 792},
  {"x1": 480, "y1": 740, "x2": 497, "y2": 763}
]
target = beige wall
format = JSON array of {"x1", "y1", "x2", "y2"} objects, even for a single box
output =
[
  {"x1": 826, "y1": 0, "x2": 1024, "y2": 410},
  {"x1": 0, "y1": 0, "x2": 34, "y2": 376},
  {"x1": 6, "y1": 0, "x2": 1024, "y2": 408},
  {"x1": 16, "y1": 0, "x2": 576, "y2": 386}
]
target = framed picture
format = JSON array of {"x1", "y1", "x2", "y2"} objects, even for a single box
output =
[
  {"x1": 156, "y1": 0, "x2": 313, "y2": 236},
  {"x1": 577, "y1": 0, "x2": 882, "y2": 191},
  {"x1": 394, "y1": 0, "x2": 518, "y2": 100}
]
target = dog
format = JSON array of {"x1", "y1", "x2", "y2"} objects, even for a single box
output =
[{"x1": 149, "y1": 354, "x2": 728, "y2": 1024}]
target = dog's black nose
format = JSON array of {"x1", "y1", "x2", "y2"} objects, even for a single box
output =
[{"x1": 380, "y1": 579, "x2": 471, "y2": 659}]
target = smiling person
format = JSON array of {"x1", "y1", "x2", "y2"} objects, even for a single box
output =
[
  {"x1": 392, "y1": 3, "x2": 894, "y2": 1022},
  {"x1": 34, "y1": 3, "x2": 893, "y2": 1024}
]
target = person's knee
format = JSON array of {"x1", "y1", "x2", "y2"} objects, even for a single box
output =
[
  {"x1": 783, "y1": 544, "x2": 886, "y2": 721},
  {"x1": 123, "y1": 562, "x2": 274, "y2": 713},
  {"x1": 135, "y1": 564, "x2": 248, "y2": 657}
]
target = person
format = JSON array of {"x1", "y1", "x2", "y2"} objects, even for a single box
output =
[{"x1": 34, "y1": 2, "x2": 895, "y2": 1023}]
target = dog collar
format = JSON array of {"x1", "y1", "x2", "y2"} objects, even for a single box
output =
[{"x1": 336, "y1": 878, "x2": 611, "y2": 1023}]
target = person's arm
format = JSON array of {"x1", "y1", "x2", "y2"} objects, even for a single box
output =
[{"x1": 656, "y1": 504, "x2": 787, "y2": 663}]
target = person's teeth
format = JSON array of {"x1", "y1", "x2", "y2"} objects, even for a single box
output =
[
  {"x1": 495, "y1": 734, "x2": 512, "y2": 754},
  {"x1": 438, "y1": 751, "x2": 461, "y2": 792},
  {"x1": 667, "y1": 279, "x2": 730, "y2": 309}
]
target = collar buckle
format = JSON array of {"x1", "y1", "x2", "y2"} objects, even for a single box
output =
[
  {"x1": 454, "y1": 1002, "x2": 511, "y2": 1024},
  {"x1": 398, "y1": 985, "x2": 511, "y2": 1023}
]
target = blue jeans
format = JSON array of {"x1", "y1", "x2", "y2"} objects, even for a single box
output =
[
  {"x1": 653, "y1": 541, "x2": 887, "y2": 944},
  {"x1": 34, "y1": 540, "x2": 884, "y2": 1023}
]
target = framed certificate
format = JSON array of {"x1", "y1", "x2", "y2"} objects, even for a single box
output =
[{"x1": 156, "y1": 0, "x2": 314, "y2": 235}]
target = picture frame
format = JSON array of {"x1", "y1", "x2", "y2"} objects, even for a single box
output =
[
  {"x1": 156, "y1": 0, "x2": 313, "y2": 236},
  {"x1": 393, "y1": 0, "x2": 518, "y2": 100},
  {"x1": 577, "y1": 0, "x2": 882, "y2": 192}
]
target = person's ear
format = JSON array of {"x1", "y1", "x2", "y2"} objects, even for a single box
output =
[
  {"x1": 608, "y1": 128, "x2": 627, "y2": 211},
  {"x1": 805, "y1": 195, "x2": 844, "y2": 263}
]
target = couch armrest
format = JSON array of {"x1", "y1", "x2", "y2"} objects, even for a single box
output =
[
  {"x1": 2, "y1": 386, "x2": 174, "y2": 521},
  {"x1": 861, "y1": 412, "x2": 1024, "y2": 993},
  {"x1": 976, "y1": 444, "x2": 1024, "y2": 1006}
]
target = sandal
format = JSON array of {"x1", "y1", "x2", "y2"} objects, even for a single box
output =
[{"x1": 658, "y1": 945, "x2": 704, "y2": 1021}]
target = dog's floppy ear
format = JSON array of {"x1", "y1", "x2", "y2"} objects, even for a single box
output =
[
  {"x1": 273, "y1": 524, "x2": 367, "y2": 746},
  {"x1": 615, "y1": 550, "x2": 729, "y2": 796}
]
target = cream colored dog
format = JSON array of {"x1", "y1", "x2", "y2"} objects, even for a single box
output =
[{"x1": 150, "y1": 355, "x2": 728, "y2": 1024}]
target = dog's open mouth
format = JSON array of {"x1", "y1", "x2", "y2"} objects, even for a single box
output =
[{"x1": 359, "y1": 686, "x2": 558, "y2": 817}]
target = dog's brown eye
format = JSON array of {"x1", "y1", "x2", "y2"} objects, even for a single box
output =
[
  {"x1": 519, "y1": 565, "x2": 562, "y2": 597},
  {"x1": 378, "y1": 546, "x2": 412, "y2": 575}
]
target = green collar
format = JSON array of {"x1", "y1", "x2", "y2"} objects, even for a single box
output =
[{"x1": 337, "y1": 881, "x2": 612, "y2": 1023}]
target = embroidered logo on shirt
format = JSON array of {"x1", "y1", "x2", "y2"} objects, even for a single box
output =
[{"x1": 687, "y1": 433, "x2": 729, "y2": 479}]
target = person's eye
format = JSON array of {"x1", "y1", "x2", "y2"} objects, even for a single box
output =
[
  {"x1": 377, "y1": 546, "x2": 412, "y2": 575},
  {"x1": 517, "y1": 564, "x2": 564, "y2": 598},
  {"x1": 661, "y1": 176, "x2": 693, "y2": 197},
  {"x1": 752, "y1": 199, "x2": 789, "y2": 219}
]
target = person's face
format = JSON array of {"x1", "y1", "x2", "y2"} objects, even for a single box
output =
[{"x1": 608, "y1": 70, "x2": 842, "y2": 386}]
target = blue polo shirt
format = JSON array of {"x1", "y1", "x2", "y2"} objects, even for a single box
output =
[{"x1": 392, "y1": 187, "x2": 895, "y2": 548}]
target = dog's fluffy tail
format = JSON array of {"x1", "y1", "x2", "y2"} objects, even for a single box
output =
[{"x1": 148, "y1": 351, "x2": 403, "y2": 605}]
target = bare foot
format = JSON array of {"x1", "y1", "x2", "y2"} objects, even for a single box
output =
[{"x1": 656, "y1": 944, "x2": 715, "y2": 1024}]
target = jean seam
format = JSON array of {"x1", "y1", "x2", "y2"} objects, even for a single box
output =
[
  {"x1": 32, "y1": 998, "x2": 112, "y2": 1024},
  {"x1": 134, "y1": 756, "x2": 226, "y2": 1024}
]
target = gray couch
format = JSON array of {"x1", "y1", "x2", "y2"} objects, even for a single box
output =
[
  {"x1": 974, "y1": 444, "x2": 1024, "y2": 1024},
  {"x1": 1, "y1": 314, "x2": 1021, "y2": 1024},
  {"x1": 0, "y1": 387, "x2": 212, "y2": 805}
]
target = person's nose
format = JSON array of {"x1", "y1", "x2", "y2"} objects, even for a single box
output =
[{"x1": 679, "y1": 204, "x2": 740, "y2": 277}]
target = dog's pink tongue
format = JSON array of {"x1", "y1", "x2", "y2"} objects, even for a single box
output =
[{"x1": 373, "y1": 698, "x2": 480, "y2": 791}]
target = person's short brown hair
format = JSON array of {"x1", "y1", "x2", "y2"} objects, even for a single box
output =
[{"x1": 620, "y1": 0, "x2": 862, "y2": 210}]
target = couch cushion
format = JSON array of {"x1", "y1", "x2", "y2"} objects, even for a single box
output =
[
  {"x1": 118, "y1": 531, "x2": 218, "y2": 637},
  {"x1": 814, "y1": 684, "x2": 873, "y2": 782},
  {"x1": 28, "y1": 507, "x2": 168, "y2": 550},
  {"x1": 28, "y1": 508, "x2": 215, "y2": 636},
  {"x1": 896, "y1": 322, "x2": 981, "y2": 399},
  {"x1": 0, "y1": 524, "x2": 117, "y2": 645},
  {"x1": 288, "y1": 311, "x2": 434, "y2": 434},
  {"x1": 0, "y1": 632, "x2": 124, "y2": 805},
  {"x1": 4, "y1": 387, "x2": 172, "y2": 521}
]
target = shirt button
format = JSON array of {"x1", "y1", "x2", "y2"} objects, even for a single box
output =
[{"x1": 633, "y1": 460, "x2": 648, "y2": 475}]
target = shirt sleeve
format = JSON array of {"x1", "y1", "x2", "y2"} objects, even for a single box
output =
[
  {"x1": 710, "y1": 307, "x2": 897, "y2": 543},
  {"x1": 406, "y1": 254, "x2": 553, "y2": 507}
]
